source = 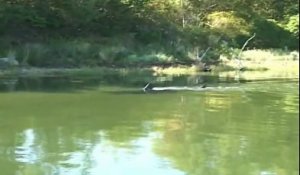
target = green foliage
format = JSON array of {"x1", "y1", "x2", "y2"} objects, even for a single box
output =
[
  {"x1": 0, "y1": 0, "x2": 298, "y2": 68},
  {"x1": 250, "y1": 16, "x2": 298, "y2": 49},
  {"x1": 207, "y1": 11, "x2": 251, "y2": 38},
  {"x1": 285, "y1": 14, "x2": 299, "y2": 39},
  {"x1": 217, "y1": 41, "x2": 239, "y2": 59},
  {"x1": 0, "y1": 37, "x2": 182, "y2": 68}
]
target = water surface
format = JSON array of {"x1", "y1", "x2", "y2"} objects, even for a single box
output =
[{"x1": 0, "y1": 72, "x2": 298, "y2": 175}]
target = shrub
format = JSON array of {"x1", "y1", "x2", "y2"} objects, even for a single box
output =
[
  {"x1": 285, "y1": 14, "x2": 299, "y2": 39},
  {"x1": 207, "y1": 11, "x2": 251, "y2": 38}
]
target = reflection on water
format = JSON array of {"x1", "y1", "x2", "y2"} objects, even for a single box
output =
[
  {"x1": 12, "y1": 130, "x2": 183, "y2": 175},
  {"x1": 0, "y1": 73, "x2": 298, "y2": 175},
  {"x1": 0, "y1": 72, "x2": 277, "y2": 93},
  {"x1": 15, "y1": 129, "x2": 39, "y2": 164}
]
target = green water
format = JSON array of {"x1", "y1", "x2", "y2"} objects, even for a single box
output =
[{"x1": 0, "y1": 73, "x2": 298, "y2": 175}]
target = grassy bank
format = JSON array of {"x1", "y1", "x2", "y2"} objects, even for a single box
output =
[
  {"x1": 222, "y1": 49, "x2": 299, "y2": 70},
  {"x1": 152, "y1": 49, "x2": 299, "y2": 75},
  {"x1": 0, "y1": 49, "x2": 298, "y2": 77}
]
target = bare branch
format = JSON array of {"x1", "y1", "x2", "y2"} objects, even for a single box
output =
[
  {"x1": 199, "y1": 47, "x2": 211, "y2": 61},
  {"x1": 237, "y1": 33, "x2": 256, "y2": 69},
  {"x1": 238, "y1": 33, "x2": 256, "y2": 58}
]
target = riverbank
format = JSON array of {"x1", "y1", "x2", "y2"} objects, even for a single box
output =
[
  {"x1": 0, "y1": 60, "x2": 298, "y2": 78},
  {"x1": 0, "y1": 49, "x2": 298, "y2": 77},
  {"x1": 153, "y1": 49, "x2": 299, "y2": 75}
]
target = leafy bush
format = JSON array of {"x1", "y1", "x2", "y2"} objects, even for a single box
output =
[
  {"x1": 250, "y1": 17, "x2": 297, "y2": 49},
  {"x1": 285, "y1": 14, "x2": 299, "y2": 39},
  {"x1": 207, "y1": 11, "x2": 251, "y2": 38}
]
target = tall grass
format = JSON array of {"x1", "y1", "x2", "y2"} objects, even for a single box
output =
[
  {"x1": 241, "y1": 49, "x2": 299, "y2": 61},
  {"x1": 221, "y1": 49, "x2": 299, "y2": 72}
]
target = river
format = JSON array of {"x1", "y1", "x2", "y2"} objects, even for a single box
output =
[{"x1": 0, "y1": 72, "x2": 298, "y2": 175}]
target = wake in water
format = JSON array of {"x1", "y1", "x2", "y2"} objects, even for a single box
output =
[{"x1": 143, "y1": 83, "x2": 239, "y2": 92}]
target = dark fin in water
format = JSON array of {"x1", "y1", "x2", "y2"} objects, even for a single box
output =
[
  {"x1": 143, "y1": 83, "x2": 151, "y2": 92},
  {"x1": 201, "y1": 84, "x2": 207, "y2": 88},
  {"x1": 239, "y1": 67, "x2": 246, "y2": 71}
]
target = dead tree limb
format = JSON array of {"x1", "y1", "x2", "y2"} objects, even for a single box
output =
[
  {"x1": 199, "y1": 47, "x2": 211, "y2": 62},
  {"x1": 237, "y1": 33, "x2": 256, "y2": 69}
]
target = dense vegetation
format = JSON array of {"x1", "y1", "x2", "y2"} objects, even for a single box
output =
[{"x1": 0, "y1": 0, "x2": 299, "y2": 67}]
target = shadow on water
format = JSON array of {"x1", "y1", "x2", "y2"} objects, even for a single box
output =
[
  {"x1": 0, "y1": 73, "x2": 225, "y2": 93},
  {"x1": 104, "y1": 89, "x2": 180, "y2": 95},
  {"x1": 0, "y1": 72, "x2": 297, "y2": 93}
]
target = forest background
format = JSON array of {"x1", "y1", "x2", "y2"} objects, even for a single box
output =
[{"x1": 0, "y1": 0, "x2": 298, "y2": 69}]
